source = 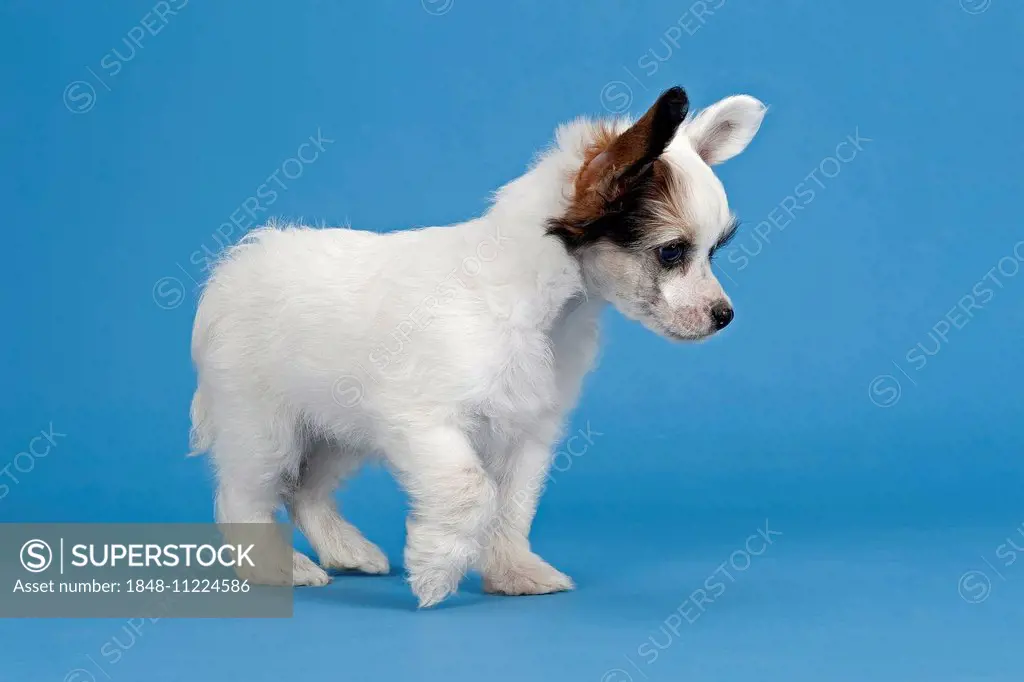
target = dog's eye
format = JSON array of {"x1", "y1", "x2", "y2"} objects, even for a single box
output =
[{"x1": 657, "y1": 243, "x2": 686, "y2": 266}]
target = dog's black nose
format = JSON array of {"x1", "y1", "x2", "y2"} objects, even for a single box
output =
[{"x1": 711, "y1": 302, "x2": 734, "y2": 330}]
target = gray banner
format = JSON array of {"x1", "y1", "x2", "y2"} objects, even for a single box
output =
[{"x1": 1, "y1": 523, "x2": 294, "y2": 617}]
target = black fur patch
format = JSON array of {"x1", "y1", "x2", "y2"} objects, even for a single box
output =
[{"x1": 643, "y1": 86, "x2": 689, "y2": 161}]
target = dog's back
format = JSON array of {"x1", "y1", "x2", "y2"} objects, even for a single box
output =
[{"x1": 190, "y1": 221, "x2": 518, "y2": 451}]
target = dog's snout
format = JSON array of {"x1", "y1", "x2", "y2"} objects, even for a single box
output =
[{"x1": 710, "y1": 301, "x2": 734, "y2": 330}]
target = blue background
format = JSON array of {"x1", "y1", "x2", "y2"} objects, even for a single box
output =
[{"x1": 2, "y1": 0, "x2": 1023, "y2": 680}]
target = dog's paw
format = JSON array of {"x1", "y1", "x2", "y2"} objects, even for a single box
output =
[
  {"x1": 408, "y1": 564, "x2": 461, "y2": 608},
  {"x1": 234, "y1": 550, "x2": 331, "y2": 587},
  {"x1": 483, "y1": 553, "x2": 574, "y2": 596},
  {"x1": 293, "y1": 552, "x2": 332, "y2": 586},
  {"x1": 321, "y1": 537, "x2": 390, "y2": 575}
]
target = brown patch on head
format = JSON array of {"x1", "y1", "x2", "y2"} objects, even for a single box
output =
[
  {"x1": 549, "y1": 87, "x2": 689, "y2": 247},
  {"x1": 562, "y1": 122, "x2": 619, "y2": 230}
]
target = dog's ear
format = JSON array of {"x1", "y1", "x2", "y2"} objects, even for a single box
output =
[
  {"x1": 684, "y1": 95, "x2": 766, "y2": 166},
  {"x1": 576, "y1": 86, "x2": 689, "y2": 203}
]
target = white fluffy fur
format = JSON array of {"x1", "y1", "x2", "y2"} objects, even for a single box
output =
[{"x1": 190, "y1": 94, "x2": 765, "y2": 607}]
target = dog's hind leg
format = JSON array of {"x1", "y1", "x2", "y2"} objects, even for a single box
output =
[
  {"x1": 211, "y1": 409, "x2": 331, "y2": 587},
  {"x1": 286, "y1": 440, "x2": 389, "y2": 575}
]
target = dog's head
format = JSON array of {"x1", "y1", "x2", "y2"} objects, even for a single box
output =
[{"x1": 549, "y1": 87, "x2": 765, "y2": 340}]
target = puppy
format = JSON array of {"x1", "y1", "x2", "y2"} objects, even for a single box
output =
[{"x1": 190, "y1": 87, "x2": 766, "y2": 607}]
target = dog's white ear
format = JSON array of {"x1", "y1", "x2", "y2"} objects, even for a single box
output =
[{"x1": 685, "y1": 95, "x2": 766, "y2": 166}]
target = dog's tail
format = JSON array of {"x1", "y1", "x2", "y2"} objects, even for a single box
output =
[{"x1": 188, "y1": 388, "x2": 213, "y2": 456}]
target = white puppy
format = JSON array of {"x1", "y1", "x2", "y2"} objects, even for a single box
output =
[{"x1": 190, "y1": 87, "x2": 766, "y2": 607}]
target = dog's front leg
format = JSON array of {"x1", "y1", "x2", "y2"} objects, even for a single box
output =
[
  {"x1": 479, "y1": 435, "x2": 574, "y2": 596},
  {"x1": 389, "y1": 426, "x2": 498, "y2": 608}
]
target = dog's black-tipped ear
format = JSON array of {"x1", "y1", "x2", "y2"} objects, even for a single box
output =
[
  {"x1": 614, "y1": 86, "x2": 689, "y2": 175},
  {"x1": 642, "y1": 86, "x2": 690, "y2": 160},
  {"x1": 550, "y1": 87, "x2": 689, "y2": 245},
  {"x1": 576, "y1": 87, "x2": 688, "y2": 198}
]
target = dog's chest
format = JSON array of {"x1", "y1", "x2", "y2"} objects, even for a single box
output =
[
  {"x1": 468, "y1": 299, "x2": 600, "y2": 436},
  {"x1": 473, "y1": 328, "x2": 559, "y2": 431}
]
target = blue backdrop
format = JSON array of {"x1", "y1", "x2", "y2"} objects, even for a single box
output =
[{"x1": 3, "y1": 1, "x2": 1023, "y2": 680}]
